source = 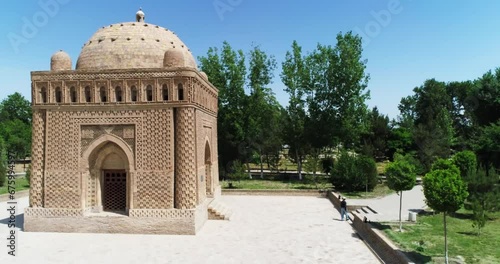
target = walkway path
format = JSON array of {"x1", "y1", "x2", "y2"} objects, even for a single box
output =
[
  {"x1": 347, "y1": 185, "x2": 427, "y2": 222},
  {"x1": 0, "y1": 195, "x2": 380, "y2": 263}
]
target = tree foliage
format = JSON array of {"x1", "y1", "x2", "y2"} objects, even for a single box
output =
[
  {"x1": 385, "y1": 159, "x2": 416, "y2": 193},
  {"x1": 423, "y1": 162, "x2": 468, "y2": 213},
  {"x1": 0, "y1": 137, "x2": 6, "y2": 187},
  {"x1": 332, "y1": 151, "x2": 377, "y2": 192},
  {"x1": 452, "y1": 150, "x2": 477, "y2": 179},
  {"x1": 0, "y1": 92, "x2": 32, "y2": 159},
  {"x1": 306, "y1": 32, "x2": 370, "y2": 149}
]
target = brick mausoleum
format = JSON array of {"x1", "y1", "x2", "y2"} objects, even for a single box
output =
[{"x1": 24, "y1": 9, "x2": 226, "y2": 235}]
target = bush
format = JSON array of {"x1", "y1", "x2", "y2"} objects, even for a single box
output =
[{"x1": 331, "y1": 151, "x2": 378, "y2": 192}]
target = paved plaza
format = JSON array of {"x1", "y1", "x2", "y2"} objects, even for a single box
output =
[
  {"x1": 1, "y1": 195, "x2": 379, "y2": 264},
  {"x1": 348, "y1": 185, "x2": 427, "y2": 222}
]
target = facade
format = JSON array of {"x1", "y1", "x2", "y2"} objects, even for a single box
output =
[{"x1": 25, "y1": 10, "x2": 223, "y2": 235}]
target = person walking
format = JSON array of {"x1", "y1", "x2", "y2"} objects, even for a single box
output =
[{"x1": 340, "y1": 198, "x2": 347, "y2": 221}]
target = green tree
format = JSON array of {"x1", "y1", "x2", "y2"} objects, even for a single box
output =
[
  {"x1": 385, "y1": 159, "x2": 416, "y2": 232},
  {"x1": 332, "y1": 151, "x2": 377, "y2": 192},
  {"x1": 360, "y1": 107, "x2": 391, "y2": 160},
  {"x1": 245, "y1": 45, "x2": 279, "y2": 178},
  {"x1": 306, "y1": 32, "x2": 370, "y2": 149},
  {"x1": 452, "y1": 150, "x2": 477, "y2": 179},
  {"x1": 0, "y1": 93, "x2": 32, "y2": 159},
  {"x1": 469, "y1": 69, "x2": 500, "y2": 127},
  {"x1": 198, "y1": 42, "x2": 247, "y2": 174},
  {"x1": 0, "y1": 137, "x2": 6, "y2": 187},
  {"x1": 466, "y1": 167, "x2": 500, "y2": 235},
  {"x1": 281, "y1": 41, "x2": 310, "y2": 180},
  {"x1": 472, "y1": 121, "x2": 500, "y2": 170},
  {"x1": 423, "y1": 163, "x2": 468, "y2": 264}
]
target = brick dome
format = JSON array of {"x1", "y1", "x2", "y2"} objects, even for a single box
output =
[
  {"x1": 76, "y1": 22, "x2": 196, "y2": 70},
  {"x1": 51, "y1": 50, "x2": 72, "y2": 71}
]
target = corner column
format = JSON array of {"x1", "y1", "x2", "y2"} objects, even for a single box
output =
[
  {"x1": 174, "y1": 107, "x2": 197, "y2": 209},
  {"x1": 29, "y1": 110, "x2": 46, "y2": 207}
]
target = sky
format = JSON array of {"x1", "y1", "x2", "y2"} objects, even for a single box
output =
[{"x1": 2, "y1": 0, "x2": 500, "y2": 118}]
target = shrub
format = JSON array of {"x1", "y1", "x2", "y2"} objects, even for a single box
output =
[{"x1": 331, "y1": 151, "x2": 378, "y2": 192}]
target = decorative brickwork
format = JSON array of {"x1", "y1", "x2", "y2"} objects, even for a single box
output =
[
  {"x1": 129, "y1": 208, "x2": 194, "y2": 218},
  {"x1": 175, "y1": 108, "x2": 198, "y2": 209},
  {"x1": 30, "y1": 110, "x2": 46, "y2": 207},
  {"x1": 25, "y1": 208, "x2": 84, "y2": 218},
  {"x1": 135, "y1": 171, "x2": 173, "y2": 209},
  {"x1": 44, "y1": 171, "x2": 80, "y2": 208}
]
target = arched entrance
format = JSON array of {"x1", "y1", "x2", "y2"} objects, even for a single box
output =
[
  {"x1": 205, "y1": 141, "x2": 212, "y2": 196},
  {"x1": 81, "y1": 134, "x2": 134, "y2": 214}
]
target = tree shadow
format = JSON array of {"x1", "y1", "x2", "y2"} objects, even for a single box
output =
[
  {"x1": 402, "y1": 250, "x2": 433, "y2": 264},
  {"x1": 0, "y1": 214, "x2": 25, "y2": 231},
  {"x1": 370, "y1": 222, "x2": 392, "y2": 231},
  {"x1": 450, "y1": 212, "x2": 473, "y2": 220},
  {"x1": 457, "y1": 231, "x2": 479, "y2": 236}
]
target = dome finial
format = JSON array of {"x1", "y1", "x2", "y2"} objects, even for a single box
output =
[{"x1": 136, "y1": 8, "x2": 145, "y2": 22}]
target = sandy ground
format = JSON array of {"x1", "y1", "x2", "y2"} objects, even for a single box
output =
[{"x1": 0, "y1": 195, "x2": 379, "y2": 264}]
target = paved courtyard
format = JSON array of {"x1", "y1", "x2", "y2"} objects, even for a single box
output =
[{"x1": 0, "y1": 195, "x2": 379, "y2": 264}]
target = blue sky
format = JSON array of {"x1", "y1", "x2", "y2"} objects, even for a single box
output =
[{"x1": 2, "y1": 0, "x2": 500, "y2": 118}]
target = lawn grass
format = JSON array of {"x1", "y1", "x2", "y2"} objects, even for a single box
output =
[
  {"x1": 222, "y1": 177, "x2": 332, "y2": 190},
  {"x1": 0, "y1": 177, "x2": 30, "y2": 195},
  {"x1": 340, "y1": 183, "x2": 395, "y2": 199},
  {"x1": 381, "y1": 209, "x2": 500, "y2": 264}
]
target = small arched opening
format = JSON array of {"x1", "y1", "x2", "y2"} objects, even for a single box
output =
[
  {"x1": 131, "y1": 85, "x2": 138, "y2": 102},
  {"x1": 162, "y1": 84, "x2": 169, "y2": 101},
  {"x1": 55, "y1": 87, "x2": 62, "y2": 103},
  {"x1": 146, "y1": 85, "x2": 153, "y2": 102},
  {"x1": 205, "y1": 141, "x2": 212, "y2": 196},
  {"x1": 85, "y1": 86, "x2": 92, "y2": 103},
  {"x1": 178, "y1": 83, "x2": 184, "y2": 101},
  {"x1": 115, "y1": 86, "x2": 123, "y2": 102},
  {"x1": 40, "y1": 87, "x2": 47, "y2": 103},
  {"x1": 100, "y1": 86, "x2": 107, "y2": 102},
  {"x1": 70, "y1": 86, "x2": 77, "y2": 103}
]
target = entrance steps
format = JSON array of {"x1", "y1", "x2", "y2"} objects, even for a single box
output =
[
  {"x1": 208, "y1": 200, "x2": 232, "y2": 221},
  {"x1": 353, "y1": 206, "x2": 378, "y2": 222}
]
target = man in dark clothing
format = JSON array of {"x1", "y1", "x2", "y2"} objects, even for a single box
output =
[{"x1": 340, "y1": 198, "x2": 347, "y2": 221}]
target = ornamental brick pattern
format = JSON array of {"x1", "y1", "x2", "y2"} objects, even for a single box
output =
[
  {"x1": 175, "y1": 108, "x2": 198, "y2": 209},
  {"x1": 29, "y1": 110, "x2": 46, "y2": 207}
]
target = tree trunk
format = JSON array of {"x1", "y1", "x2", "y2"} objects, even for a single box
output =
[
  {"x1": 259, "y1": 150, "x2": 264, "y2": 179},
  {"x1": 296, "y1": 148, "x2": 302, "y2": 180},
  {"x1": 399, "y1": 191, "x2": 403, "y2": 232},
  {"x1": 246, "y1": 161, "x2": 252, "y2": 179},
  {"x1": 444, "y1": 212, "x2": 448, "y2": 264}
]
